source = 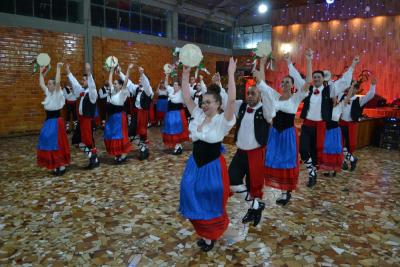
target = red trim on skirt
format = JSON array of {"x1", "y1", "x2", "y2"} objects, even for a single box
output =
[
  {"x1": 319, "y1": 153, "x2": 343, "y2": 171},
  {"x1": 339, "y1": 120, "x2": 358, "y2": 153},
  {"x1": 303, "y1": 119, "x2": 326, "y2": 169},
  {"x1": 242, "y1": 146, "x2": 266, "y2": 198},
  {"x1": 162, "y1": 110, "x2": 189, "y2": 147},
  {"x1": 80, "y1": 116, "x2": 94, "y2": 147},
  {"x1": 37, "y1": 118, "x2": 71, "y2": 170},
  {"x1": 190, "y1": 156, "x2": 230, "y2": 240},
  {"x1": 104, "y1": 112, "x2": 132, "y2": 156},
  {"x1": 132, "y1": 108, "x2": 149, "y2": 138},
  {"x1": 265, "y1": 128, "x2": 299, "y2": 191}
]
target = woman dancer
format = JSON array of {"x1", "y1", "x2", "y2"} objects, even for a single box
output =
[
  {"x1": 162, "y1": 74, "x2": 189, "y2": 155},
  {"x1": 103, "y1": 65, "x2": 133, "y2": 163},
  {"x1": 37, "y1": 62, "x2": 70, "y2": 176},
  {"x1": 259, "y1": 51, "x2": 312, "y2": 206},
  {"x1": 179, "y1": 58, "x2": 237, "y2": 252}
]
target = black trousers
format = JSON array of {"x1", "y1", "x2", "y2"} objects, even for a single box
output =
[
  {"x1": 66, "y1": 102, "x2": 77, "y2": 122},
  {"x1": 299, "y1": 125, "x2": 317, "y2": 165},
  {"x1": 229, "y1": 150, "x2": 251, "y2": 193},
  {"x1": 340, "y1": 125, "x2": 350, "y2": 151}
]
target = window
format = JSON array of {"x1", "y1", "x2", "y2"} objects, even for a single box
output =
[
  {"x1": 16, "y1": 0, "x2": 33, "y2": 16},
  {"x1": 68, "y1": 0, "x2": 82, "y2": 23},
  {"x1": 0, "y1": 0, "x2": 15, "y2": 13},
  {"x1": 119, "y1": 10, "x2": 129, "y2": 31},
  {"x1": 141, "y1": 15, "x2": 151, "y2": 34},
  {"x1": 91, "y1": 4, "x2": 104, "y2": 26},
  {"x1": 105, "y1": 8, "x2": 118, "y2": 28},
  {"x1": 52, "y1": 0, "x2": 67, "y2": 21},
  {"x1": 34, "y1": 0, "x2": 51, "y2": 19},
  {"x1": 130, "y1": 12, "x2": 140, "y2": 32},
  {"x1": 233, "y1": 24, "x2": 272, "y2": 50}
]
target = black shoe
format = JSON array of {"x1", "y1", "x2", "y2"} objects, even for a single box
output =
[
  {"x1": 342, "y1": 161, "x2": 349, "y2": 170},
  {"x1": 323, "y1": 171, "x2": 336, "y2": 177},
  {"x1": 197, "y1": 239, "x2": 206, "y2": 248},
  {"x1": 307, "y1": 173, "x2": 317, "y2": 188},
  {"x1": 350, "y1": 157, "x2": 358, "y2": 171},
  {"x1": 323, "y1": 172, "x2": 330, "y2": 177},
  {"x1": 200, "y1": 240, "x2": 215, "y2": 252},
  {"x1": 252, "y1": 202, "x2": 265, "y2": 226},
  {"x1": 59, "y1": 168, "x2": 66, "y2": 176},
  {"x1": 52, "y1": 168, "x2": 61, "y2": 176},
  {"x1": 85, "y1": 155, "x2": 100, "y2": 169},
  {"x1": 172, "y1": 147, "x2": 183, "y2": 155},
  {"x1": 276, "y1": 192, "x2": 291, "y2": 206},
  {"x1": 138, "y1": 147, "x2": 149, "y2": 160},
  {"x1": 115, "y1": 156, "x2": 128, "y2": 164},
  {"x1": 242, "y1": 208, "x2": 255, "y2": 224}
]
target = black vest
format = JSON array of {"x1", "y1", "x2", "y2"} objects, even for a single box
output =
[
  {"x1": 351, "y1": 97, "x2": 363, "y2": 122},
  {"x1": 168, "y1": 101, "x2": 184, "y2": 111},
  {"x1": 64, "y1": 86, "x2": 71, "y2": 94},
  {"x1": 193, "y1": 91, "x2": 203, "y2": 107},
  {"x1": 135, "y1": 89, "x2": 152, "y2": 110},
  {"x1": 107, "y1": 103, "x2": 124, "y2": 116},
  {"x1": 45, "y1": 110, "x2": 61, "y2": 120},
  {"x1": 300, "y1": 85, "x2": 333, "y2": 122},
  {"x1": 273, "y1": 111, "x2": 295, "y2": 132},
  {"x1": 82, "y1": 93, "x2": 96, "y2": 117},
  {"x1": 234, "y1": 102, "x2": 269, "y2": 146},
  {"x1": 192, "y1": 140, "x2": 221, "y2": 167}
]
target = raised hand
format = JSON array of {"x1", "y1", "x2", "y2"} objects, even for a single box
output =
[
  {"x1": 305, "y1": 49, "x2": 314, "y2": 61},
  {"x1": 302, "y1": 82, "x2": 311, "y2": 92},
  {"x1": 57, "y1": 62, "x2": 63, "y2": 68},
  {"x1": 128, "y1": 63, "x2": 134, "y2": 70},
  {"x1": 228, "y1": 57, "x2": 237, "y2": 76},
  {"x1": 65, "y1": 63, "x2": 71, "y2": 74},
  {"x1": 199, "y1": 74, "x2": 203, "y2": 81},
  {"x1": 138, "y1": 66, "x2": 144, "y2": 74},
  {"x1": 352, "y1": 56, "x2": 360, "y2": 67},
  {"x1": 85, "y1": 63, "x2": 91, "y2": 74},
  {"x1": 252, "y1": 69, "x2": 261, "y2": 82},
  {"x1": 283, "y1": 53, "x2": 292, "y2": 64},
  {"x1": 183, "y1": 65, "x2": 191, "y2": 74},
  {"x1": 371, "y1": 77, "x2": 377, "y2": 85}
]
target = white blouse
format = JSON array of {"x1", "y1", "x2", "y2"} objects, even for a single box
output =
[
  {"x1": 166, "y1": 85, "x2": 184, "y2": 104},
  {"x1": 109, "y1": 86, "x2": 129, "y2": 106},
  {"x1": 189, "y1": 107, "x2": 236, "y2": 143},
  {"x1": 332, "y1": 101, "x2": 344, "y2": 122},
  {"x1": 257, "y1": 80, "x2": 307, "y2": 121},
  {"x1": 42, "y1": 87, "x2": 65, "y2": 111}
]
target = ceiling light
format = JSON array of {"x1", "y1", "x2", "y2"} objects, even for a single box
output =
[{"x1": 258, "y1": 3, "x2": 268, "y2": 14}]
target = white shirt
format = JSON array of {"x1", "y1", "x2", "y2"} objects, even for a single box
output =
[
  {"x1": 235, "y1": 101, "x2": 264, "y2": 150},
  {"x1": 99, "y1": 86, "x2": 110, "y2": 101},
  {"x1": 68, "y1": 73, "x2": 98, "y2": 115},
  {"x1": 158, "y1": 88, "x2": 168, "y2": 96},
  {"x1": 288, "y1": 63, "x2": 354, "y2": 121},
  {"x1": 332, "y1": 101, "x2": 344, "y2": 122},
  {"x1": 109, "y1": 86, "x2": 129, "y2": 106},
  {"x1": 42, "y1": 87, "x2": 65, "y2": 111},
  {"x1": 257, "y1": 80, "x2": 307, "y2": 122},
  {"x1": 219, "y1": 86, "x2": 228, "y2": 111},
  {"x1": 166, "y1": 86, "x2": 184, "y2": 104},
  {"x1": 189, "y1": 107, "x2": 235, "y2": 143},
  {"x1": 63, "y1": 86, "x2": 77, "y2": 101},
  {"x1": 119, "y1": 72, "x2": 153, "y2": 109},
  {"x1": 341, "y1": 84, "x2": 376, "y2": 122}
]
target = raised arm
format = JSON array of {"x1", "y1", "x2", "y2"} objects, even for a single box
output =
[
  {"x1": 285, "y1": 53, "x2": 306, "y2": 91},
  {"x1": 224, "y1": 57, "x2": 237, "y2": 122},
  {"x1": 164, "y1": 73, "x2": 170, "y2": 89},
  {"x1": 85, "y1": 63, "x2": 97, "y2": 104},
  {"x1": 182, "y1": 65, "x2": 196, "y2": 114},
  {"x1": 139, "y1": 67, "x2": 153, "y2": 97},
  {"x1": 122, "y1": 64, "x2": 133, "y2": 90},
  {"x1": 65, "y1": 63, "x2": 84, "y2": 95},
  {"x1": 331, "y1": 56, "x2": 359, "y2": 97},
  {"x1": 360, "y1": 78, "x2": 377, "y2": 106},
  {"x1": 39, "y1": 67, "x2": 47, "y2": 92},
  {"x1": 55, "y1": 62, "x2": 63, "y2": 91},
  {"x1": 305, "y1": 49, "x2": 313, "y2": 83},
  {"x1": 108, "y1": 67, "x2": 115, "y2": 93},
  {"x1": 259, "y1": 57, "x2": 267, "y2": 82},
  {"x1": 199, "y1": 75, "x2": 207, "y2": 94}
]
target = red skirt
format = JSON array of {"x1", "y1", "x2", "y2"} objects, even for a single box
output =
[
  {"x1": 244, "y1": 146, "x2": 266, "y2": 198},
  {"x1": 319, "y1": 153, "x2": 343, "y2": 171},
  {"x1": 37, "y1": 118, "x2": 71, "y2": 170},
  {"x1": 80, "y1": 116, "x2": 94, "y2": 147},
  {"x1": 265, "y1": 128, "x2": 299, "y2": 191},
  {"x1": 339, "y1": 120, "x2": 358, "y2": 153},
  {"x1": 162, "y1": 110, "x2": 189, "y2": 147},
  {"x1": 104, "y1": 112, "x2": 132, "y2": 155},
  {"x1": 190, "y1": 156, "x2": 230, "y2": 240}
]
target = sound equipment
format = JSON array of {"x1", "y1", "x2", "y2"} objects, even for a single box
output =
[{"x1": 380, "y1": 117, "x2": 400, "y2": 150}]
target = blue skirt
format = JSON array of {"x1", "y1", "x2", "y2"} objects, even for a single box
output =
[
  {"x1": 323, "y1": 127, "x2": 343, "y2": 154},
  {"x1": 265, "y1": 127, "x2": 297, "y2": 169},
  {"x1": 156, "y1": 98, "x2": 168, "y2": 113},
  {"x1": 37, "y1": 118, "x2": 59, "y2": 151},
  {"x1": 163, "y1": 110, "x2": 184, "y2": 135},
  {"x1": 104, "y1": 112, "x2": 123, "y2": 140},
  {"x1": 179, "y1": 155, "x2": 224, "y2": 220}
]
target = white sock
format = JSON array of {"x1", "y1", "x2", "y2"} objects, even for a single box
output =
[
  {"x1": 59, "y1": 166, "x2": 65, "y2": 171},
  {"x1": 204, "y1": 238, "x2": 212, "y2": 245},
  {"x1": 230, "y1": 185, "x2": 248, "y2": 200},
  {"x1": 121, "y1": 154, "x2": 127, "y2": 159},
  {"x1": 252, "y1": 199, "x2": 259, "y2": 209}
]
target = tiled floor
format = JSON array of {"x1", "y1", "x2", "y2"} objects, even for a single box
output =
[{"x1": 0, "y1": 126, "x2": 399, "y2": 266}]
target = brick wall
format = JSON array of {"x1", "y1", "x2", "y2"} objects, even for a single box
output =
[
  {"x1": 0, "y1": 26, "x2": 84, "y2": 136},
  {"x1": 0, "y1": 28, "x2": 231, "y2": 136},
  {"x1": 92, "y1": 37, "x2": 230, "y2": 90}
]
